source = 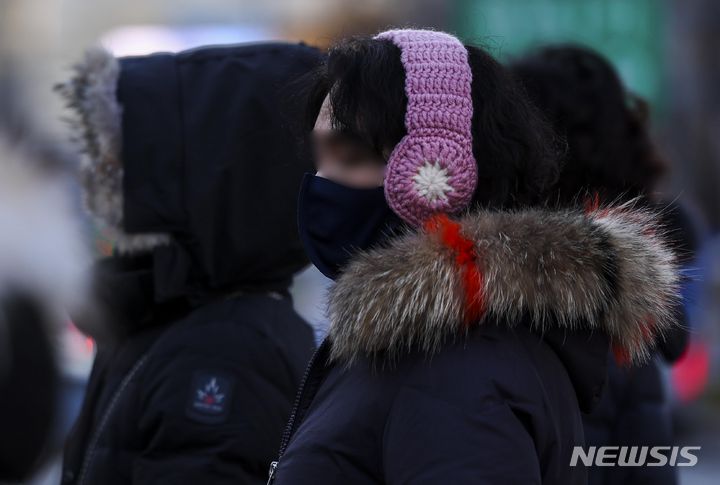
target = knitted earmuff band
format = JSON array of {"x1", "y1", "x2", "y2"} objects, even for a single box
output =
[{"x1": 375, "y1": 29, "x2": 478, "y2": 227}]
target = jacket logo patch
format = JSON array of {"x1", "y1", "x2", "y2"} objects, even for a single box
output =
[{"x1": 186, "y1": 371, "x2": 234, "y2": 423}]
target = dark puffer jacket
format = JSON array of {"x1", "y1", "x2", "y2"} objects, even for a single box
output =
[
  {"x1": 58, "y1": 42, "x2": 321, "y2": 484},
  {"x1": 583, "y1": 357, "x2": 675, "y2": 485},
  {"x1": 581, "y1": 201, "x2": 697, "y2": 485},
  {"x1": 270, "y1": 206, "x2": 680, "y2": 485},
  {"x1": 61, "y1": 258, "x2": 314, "y2": 484}
]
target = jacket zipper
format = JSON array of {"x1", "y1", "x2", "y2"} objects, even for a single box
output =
[
  {"x1": 267, "y1": 338, "x2": 330, "y2": 484},
  {"x1": 76, "y1": 353, "x2": 150, "y2": 485},
  {"x1": 267, "y1": 461, "x2": 278, "y2": 484}
]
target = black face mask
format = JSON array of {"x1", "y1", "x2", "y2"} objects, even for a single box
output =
[{"x1": 297, "y1": 173, "x2": 403, "y2": 280}]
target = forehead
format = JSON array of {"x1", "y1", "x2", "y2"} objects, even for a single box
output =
[{"x1": 314, "y1": 95, "x2": 333, "y2": 131}]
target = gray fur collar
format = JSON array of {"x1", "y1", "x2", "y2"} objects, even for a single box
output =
[
  {"x1": 56, "y1": 48, "x2": 169, "y2": 254},
  {"x1": 328, "y1": 203, "x2": 680, "y2": 365}
]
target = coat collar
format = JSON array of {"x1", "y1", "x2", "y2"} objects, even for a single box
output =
[{"x1": 327, "y1": 203, "x2": 680, "y2": 366}]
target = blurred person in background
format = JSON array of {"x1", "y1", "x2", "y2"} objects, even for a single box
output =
[
  {"x1": 0, "y1": 133, "x2": 89, "y2": 481},
  {"x1": 511, "y1": 44, "x2": 698, "y2": 485},
  {"x1": 268, "y1": 29, "x2": 681, "y2": 484},
  {"x1": 56, "y1": 42, "x2": 320, "y2": 484}
]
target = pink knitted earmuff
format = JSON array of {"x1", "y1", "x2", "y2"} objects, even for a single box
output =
[{"x1": 375, "y1": 29, "x2": 478, "y2": 227}]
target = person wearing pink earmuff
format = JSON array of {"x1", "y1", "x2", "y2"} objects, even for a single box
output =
[{"x1": 273, "y1": 29, "x2": 681, "y2": 484}]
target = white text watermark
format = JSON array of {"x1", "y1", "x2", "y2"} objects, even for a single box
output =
[{"x1": 570, "y1": 446, "x2": 701, "y2": 467}]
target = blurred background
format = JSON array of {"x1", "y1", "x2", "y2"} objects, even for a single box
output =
[{"x1": 0, "y1": 0, "x2": 719, "y2": 483}]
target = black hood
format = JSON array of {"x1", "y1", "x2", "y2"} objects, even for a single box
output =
[{"x1": 60, "y1": 42, "x2": 322, "y2": 304}]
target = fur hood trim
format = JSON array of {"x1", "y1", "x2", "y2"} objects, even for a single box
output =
[
  {"x1": 328, "y1": 202, "x2": 680, "y2": 365},
  {"x1": 56, "y1": 47, "x2": 169, "y2": 253}
]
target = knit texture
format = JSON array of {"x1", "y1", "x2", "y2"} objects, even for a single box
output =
[{"x1": 375, "y1": 29, "x2": 478, "y2": 226}]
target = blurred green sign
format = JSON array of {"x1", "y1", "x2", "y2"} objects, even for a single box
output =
[{"x1": 454, "y1": 0, "x2": 665, "y2": 109}]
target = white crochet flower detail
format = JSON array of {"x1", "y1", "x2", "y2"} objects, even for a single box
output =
[{"x1": 413, "y1": 160, "x2": 453, "y2": 202}]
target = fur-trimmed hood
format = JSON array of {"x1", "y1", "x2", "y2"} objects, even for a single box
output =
[
  {"x1": 328, "y1": 202, "x2": 680, "y2": 365},
  {"x1": 56, "y1": 48, "x2": 170, "y2": 253},
  {"x1": 56, "y1": 43, "x2": 322, "y2": 301}
]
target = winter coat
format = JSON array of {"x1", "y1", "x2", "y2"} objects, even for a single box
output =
[
  {"x1": 61, "y1": 257, "x2": 314, "y2": 485},
  {"x1": 269, "y1": 206, "x2": 680, "y2": 485},
  {"x1": 583, "y1": 357, "x2": 675, "y2": 485},
  {"x1": 57, "y1": 42, "x2": 322, "y2": 484},
  {"x1": 581, "y1": 200, "x2": 697, "y2": 485}
]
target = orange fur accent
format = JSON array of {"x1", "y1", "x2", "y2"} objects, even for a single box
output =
[{"x1": 424, "y1": 214, "x2": 485, "y2": 326}]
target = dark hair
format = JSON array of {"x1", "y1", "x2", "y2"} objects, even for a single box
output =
[
  {"x1": 302, "y1": 36, "x2": 561, "y2": 209},
  {"x1": 510, "y1": 45, "x2": 666, "y2": 206}
]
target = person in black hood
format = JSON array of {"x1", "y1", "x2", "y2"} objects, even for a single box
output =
[
  {"x1": 510, "y1": 45, "x2": 696, "y2": 485},
  {"x1": 57, "y1": 42, "x2": 321, "y2": 484},
  {"x1": 267, "y1": 29, "x2": 682, "y2": 485}
]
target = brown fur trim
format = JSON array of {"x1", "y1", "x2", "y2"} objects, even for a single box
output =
[
  {"x1": 56, "y1": 48, "x2": 169, "y2": 253},
  {"x1": 328, "y1": 202, "x2": 680, "y2": 365}
]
